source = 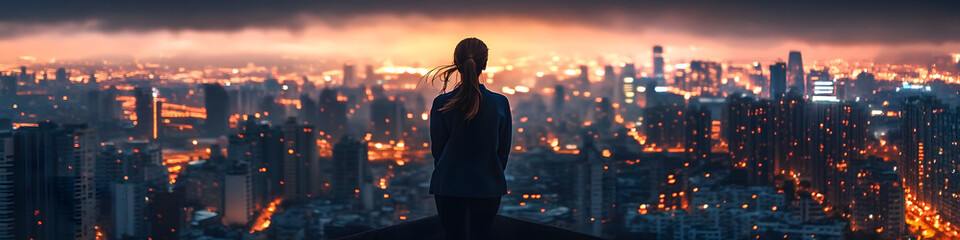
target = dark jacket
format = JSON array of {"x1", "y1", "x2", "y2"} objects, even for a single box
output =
[{"x1": 429, "y1": 84, "x2": 512, "y2": 197}]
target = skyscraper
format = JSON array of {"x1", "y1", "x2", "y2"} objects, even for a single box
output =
[
  {"x1": 574, "y1": 133, "x2": 617, "y2": 237},
  {"x1": 684, "y1": 104, "x2": 711, "y2": 160},
  {"x1": 13, "y1": 122, "x2": 98, "y2": 240},
  {"x1": 601, "y1": 65, "x2": 617, "y2": 99},
  {"x1": 147, "y1": 185, "x2": 185, "y2": 240},
  {"x1": 222, "y1": 162, "x2": 252, "y2": 226},
  {"x1": 620, "y1": 64, "x2": 636, "y2": 105},
  {"x1": 365, "y1": 65, "x2": 378, "y2": 85},
  {"x1": 235, "y1": 118, "x2": 284, "y2": 210},
  {"x1": 134, "y1": 87, "x2": 160, "y2": 139},
  {"x1": 281, "y1": 118, "x2": 318, "y2": 198},
  {"x1": 0, "y1": 131, "x2": 14, "y2": 239},
  {"x1": 806, "y1": 101, "x2": 867, "y2": 208},
  {"x1": 855, "y1": 71, "x2": 876, "y2": 98},
  {"x1": 643, "y1": 93, "x2": 686, "y2": 150},
  {"x1": 688, "y1": 61, "x2": 721, "y2": 96},
  {"x1": 653, "y1": 45, "x2": 665, "y2": 82},
  {"x1": 774, "y1": 91, "x2": 805, "y2": 176},
  {"x1": 343, "y1": 64, "x2": 356, "y2": 87},
  {"x1": 299, "y1": 94, "x2": 318, "y2": 125},
  {"x1": 370, "y1": 96, "x2": 405, "y2": 143},
  {"x1": 554, "y1": 85, "x2": 566, "y2": 114},
  {"x1": 318, "y1": 88, "x2": 348, "y2": 141},
  {"x1": 204, "y1": 83, "x2": 229, "y2": 137},
  {"x1": 899, "y1": 95, "x2": 957, "y2": 224},
  {"x1": 0, "y1": 74, "x2": 16, "y2": 97},
  {"x1": 578, "y1": 65, "x2": 590, "y2": 89},
  {"x1": 769, "y1": 61, "x2": 787, "y2": 99},
  {"x1": 726, "y1": 94, "x2": 775, "y2": 185},
  {"x1": 260, "y1": 95, "x2": 286, "y2": 125},
  {"x1": 846, "y1": 158, "x2": 905, "y2": 239},
  {"x1": 55, "y1": 67, "x2": 68, "y2": 84},
  {"x1": 332, "y1": 135, "x2": 368, "y2": 204},
  {"x1": 787, "y1": 51, "x2": 805, "y2": 94}
]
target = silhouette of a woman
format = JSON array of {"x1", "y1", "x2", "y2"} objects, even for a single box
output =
[{"x1": 427, "y1": 38, "x2": 512, "y2": 240}]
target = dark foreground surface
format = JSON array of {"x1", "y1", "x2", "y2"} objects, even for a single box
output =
[{"x1": 340, "y1": 215, "x2": 603, "y2": 240}]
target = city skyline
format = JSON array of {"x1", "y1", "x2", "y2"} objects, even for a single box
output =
[{"x1": 3, "y1": 2, "x2": 960, "y2": 240}]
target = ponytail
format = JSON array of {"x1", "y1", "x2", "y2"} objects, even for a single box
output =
[
  {"x1": 439, "y1": 58, "x2": 482, "y2": 121},
  {"x1": 421, "y1": 37, "x2": 488, "y2": 122}
]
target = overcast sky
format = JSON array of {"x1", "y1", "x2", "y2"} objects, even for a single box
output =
[{"x1": 2, "y1": 1, "x2": 959, "y2": 65}]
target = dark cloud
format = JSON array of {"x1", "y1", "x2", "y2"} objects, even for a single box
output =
[{"x1": 3, "y1": 0, "x2": 960, "y2": 45}]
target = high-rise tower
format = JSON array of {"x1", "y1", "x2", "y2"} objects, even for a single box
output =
[
  {"x1": 653, "y1": 45, "x2": 665, "y2": 83},
  {"x1": 769, "y1": 62, "x2": 787, "y2": 99},
  {"x1": 787, "y1": 51, "x2": 805, "y2": 94},
  {"x1": 204, "y1": 83, "x2": 229, "y2": 137}
]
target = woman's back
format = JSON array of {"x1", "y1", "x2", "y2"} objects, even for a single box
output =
[
  {"x1": 426, "y1": 37, "x2": 510, "y2": 240},
  {"x1": 429, "y1": 84, "x2": 512, "y2": 198}
]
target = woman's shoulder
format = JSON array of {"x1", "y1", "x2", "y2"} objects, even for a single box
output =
[
  {"x1": 485, "y1": 90, "x2": 509, "y2": 105},
  {"x1": 432, "y1": 90, "x2": 455, "y2": 108}
]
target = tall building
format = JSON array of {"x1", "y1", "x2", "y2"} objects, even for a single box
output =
[
  {"x1": 233, "y1": 118, "x2": 284, "y2": 210},
  {"x1": 578, "y1": 65, "x2": 590, "y2": 90},
  {"x1": 620, "y1": 64, "x2": 637, "y2": 105},
  {"x1": 222, "y1": 162, "x2": 253, "y2": 226},
  {"x1": 112, "y1": 181, "x2": 147, "y2": 239},
  {"x1": 147, "y1": 186, "x2": 185, "y2": 240},
  {"x1": 806, "y1": 101, "x2": 867, "y2": 208},
  {"x1": 332, "y1": 136, "x2": 368, "y2": 204},
  {"x1": 370, "y1": 96, "x2": 405, "y2": 143},
  {"x1": 281, "y1": 117, "x2": 318, "y2": 198},
  {"x1": 553, "y1": 85, "x2": 566, "y2": 115},
  {"x1": 0, "y1": 74, "x2": 16, "y2": 97},
  {"x1": 574, "y1": 133, "x2": 617, "y2": 237},
  {"x1": 204, "y1": 83, "x2": 229, "y2": 137},
  {"x1": 260, "y1": 95, "x2": 286, "y2": 125},
  {"x1": 592, "y1": 98, "x2": 615, "y2": 134},
  {"x1": 602, "y1": 65, "x2": 617, "y2": 99},
  {"x1": 684, "y1": 104, "x2": 712, "y2": 160},
  {"x1": 55, "y1": 67, "x2": 68, "y2": 84},
  {"x1": 299, "y1": 94, "x2": 318, "y2": 125},
  {"x1": 846, "y1": 158, "x2": 905, "y2": 239},
  {"x1": 808, "y1": 69, "x2": 836, "y2": 102},
  {"x1": 899, "y1": 95, "x2": 957, "y2": 224},
  {"x1": 643, "y1": 93, "x2": 686, "y2": 150},
  {"x1": 787, "y1": 51, "x2": 805, "y2": 94},
  {"x1": 725, "y1": 94, "x2": 776, "y2": 185},
  {"x1": 318, "y1": 88, "x2": 348, "y2": 141},
  {"x1": 134, "y1": 87, "x2": 160, "y2": 139},
  {"x1": 769, "y1": 61, "x2": 787, "y2": 99},
  {"x1": 18, "y1": 66, "x2": 30, "y2": 86},
  {"x1": 12, "y1": 122, "x2": 98, "y2": 240},
  {"x1": 343, "y1": 64, "x2": 356, "y2": 87},
  {"x1": 365, "y1": 65, "x2": 378, "y2": 85},
  {"x1": 653, "y1": 45, "x2": 665, "y2": 82},
  {"x1": 0, "y1": 131, "x2": 15, "y2": 239},
  {"x1": 855, "y1": 71, "x2": 876, "y2": 98},
  {"x1": 687, "y1": 61, "x2": 721, "y2": 96},
  {"x1": 774, "y1": 91, "x2": 805, "y2": 176},
  {"x1": 302, "y1": 76, "x2": 317, "y2": 99},
  {"x1": 103, "y1": 85, "x2": 119, "y2": 121}
]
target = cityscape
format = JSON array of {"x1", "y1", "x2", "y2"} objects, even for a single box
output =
[{"x1": 3, "y1": 1, "x2": 960, "y2": 240}]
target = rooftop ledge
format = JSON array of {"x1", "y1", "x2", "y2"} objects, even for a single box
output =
[{"x1": 340, "y1": 215, "x2": 603, "y2": 240}]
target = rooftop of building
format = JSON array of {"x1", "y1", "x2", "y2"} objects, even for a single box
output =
[{"x1": 340, "y1": 215, "x2": 602, "y2": 240}]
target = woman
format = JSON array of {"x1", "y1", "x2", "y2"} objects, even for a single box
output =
[{"x1": 426, "y1": 38, "x2": 512, "y2": 240}]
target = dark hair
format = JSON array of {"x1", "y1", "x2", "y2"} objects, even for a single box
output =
[{"x1": 423, "y1": 38, "x2": 488, "y2": 121}]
